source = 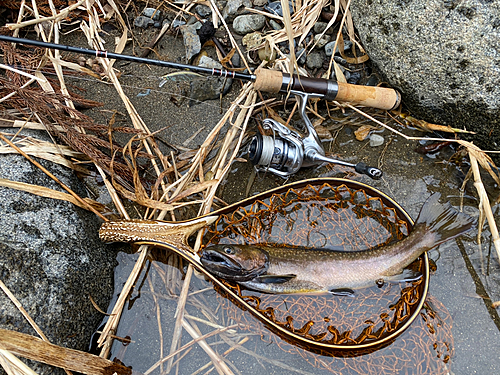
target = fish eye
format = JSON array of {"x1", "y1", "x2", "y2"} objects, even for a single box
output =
[{"x1": 223, "y1": 246, "x2": 235, "y2": 255}]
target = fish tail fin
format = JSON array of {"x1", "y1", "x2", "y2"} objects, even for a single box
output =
[{"x1": 414, "y1": 193, "x2": 476, "y2": 246}]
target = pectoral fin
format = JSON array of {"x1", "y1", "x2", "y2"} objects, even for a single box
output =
[
  {"x1": 254, "y1": 274, "x2": 296, "y2": 284},
  {"x1": 329, "y1": 288, "x2": 355, "y2": 297},
  {"x1": 384, "y1": 268, "x2": 422, "y2": 284}
]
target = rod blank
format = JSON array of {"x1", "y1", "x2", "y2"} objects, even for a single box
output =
[
  {"x1": 0, "y1": 35, "x2": 401, "y2": 110},
  {"x1": 0, "y1": 34, "x2": 253, "y2": 81}
]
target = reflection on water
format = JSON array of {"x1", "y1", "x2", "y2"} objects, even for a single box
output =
[{"x1": 105, "y1": 250, "x2": 452, "y2": 375}]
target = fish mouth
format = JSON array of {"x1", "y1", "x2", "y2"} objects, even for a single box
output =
[
  {"x1": 201, "y1": 249, "x2": 242, "y2": 271},
  {"x1": 200, "y1": 248, "x2": 261, "y2": 282}
]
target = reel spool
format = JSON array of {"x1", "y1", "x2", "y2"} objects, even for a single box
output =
[{"x1": 249, "y1": 118, "x2": 383, "y2": 179}]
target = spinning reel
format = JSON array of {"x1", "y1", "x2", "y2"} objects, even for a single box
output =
[{"x1": 248, "y1": 92, "x2": 383, "y2": 179}]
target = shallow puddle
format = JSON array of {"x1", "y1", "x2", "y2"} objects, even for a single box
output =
[{"x1": 97, "y1": 103, "x2": 500, "y2": 374}]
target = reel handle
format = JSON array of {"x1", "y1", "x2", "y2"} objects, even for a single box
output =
[
  {"x1": 355, "y1": 162, "x2": 383, "y2": 180},
  {"x1": 253, "y1": 69, "x2": 401, "y2": 111}
]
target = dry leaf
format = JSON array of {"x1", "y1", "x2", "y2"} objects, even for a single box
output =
[
  {"x1": 400, "y1": 114, "x2": 475, "y2": 134},
  {"x1": 355, "y1": 124, "x2": 375, "y2": 141},
  {"x1": 314, "y1": 124, "x2": 333, "y2": 141}
]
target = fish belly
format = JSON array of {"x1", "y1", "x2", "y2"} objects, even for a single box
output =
[{"x1": 265, "y1": 254, "x2": 404, "y2": 293}]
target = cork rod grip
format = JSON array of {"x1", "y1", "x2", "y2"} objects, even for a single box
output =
[
  {"x1": 253, "y1": 69, "x2": 401, "y2": 110},
  {"x1": 336, "y1": 82, "x2": 401, "y2": 110},
  {"x1": 253, "y1": 68, "x2": 284, "y2": 93}
]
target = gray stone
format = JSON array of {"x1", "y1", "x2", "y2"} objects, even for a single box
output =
[
  {"x1": 243, "y1": 0, "x2": 253, "y2": 9},
  {"x1": 369, "y1": 133, "x2": 384, "y2": 147},
  {"x1": 313, "y1": 21, "x2": 331, "y2": 34},
  {"x1": 179, "y1": 22, "x2": 203, "y2": 61},
  {"x1": 253, "y1": 0, "x2": 268, "y2": 6},
  {"x1": 306, "y1": 52, "x2": 324, "y2": 69},
  {"x1": 350, "y1": 0, "x2": 500, "y2": 154},
  {"x1": 296, "y1": 48, "x2": 307, "y2": 65},
  {"x1": 330, "y1": 65, "x2": 351, "y2": 81},
  {"x1": 222, "y1": 0, "x2": 252, "y2": 20},
  {"x1": 195, "y1": 4, "x2": 212, "y2": 18},
  {"x1": 231, "y1": 52, "x2": 241, "y2": 68},
  {"x1": 325, "y1": 40, "x2": 353, "y2": 56},
  {"x1": 269, "y1": 19, "x2": 282, "y2": 30},
  {"x1": 188, "y1": 56, "x2": 233, "y2": 106},
  {"x1": 330, "y1": 64, "x2": 351, "y2": 80},
  {"x1": 0, "y1": 130, "x2": 116, "y2": 375},
  {"x1": 264, "y1": 1, "x2": 294, "y2": 17},
  {"x1": 171, "y1": 19, "x2": 186, "y2": 29},
  {"x1": 223, "y1": 0, "x2": 243, "y2": 20},
  {"x1": 134, "y1": 15, "x2": 154, "y2": 29},
  {"x1": 334, "y1": 55, "x2": 347, "y2": 65},
  {"x1": 313, "y1": 34, "x2": 331, "y2": 49},
  {"x1": 232, "y1": 14, "x2": 266, "y2": 34},
  {"x1": 142, "y1": 7, "x2": 161, "y2": 21},
  {"x1": 347, "y1": 71, "x2": 361, "y2": 84}
]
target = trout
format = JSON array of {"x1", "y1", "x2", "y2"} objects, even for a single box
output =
[{"x1": 200, "y1": 193, "x2": 475, "y2": 296}]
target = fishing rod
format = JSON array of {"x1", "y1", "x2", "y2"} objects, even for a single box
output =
[
  {"x1": 0, "y1": 35, "x2": 400, "y2": 111},
  {"x1": 0, "y1": 34, "x2": 393, "y2": 179}
]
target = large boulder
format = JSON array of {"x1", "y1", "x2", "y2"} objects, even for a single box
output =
[
  {"x1": 0, "y1": 130, "x2": 116, "y2": 374},
  {"x1": 350, "y1": 0, "x2": 500, "y2": 153}
]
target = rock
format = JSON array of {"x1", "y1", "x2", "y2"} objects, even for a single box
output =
[
  {"x1": 369, "y1": 133, "x2": 384, "y2": 147},
  {"x1": 171, "y1": 19, "x2": 186, "y2": 29},
  {"x1": 296, "y1": 47, "x2": 307, "y2": 65},
  {"x1": 269, "y1": 19, "x2": 282, "y2": 30},
  {"x1": 313, "y1": 34, "x2": 331, "y2": 49},
  {"x1": 313, "y1": 21, "x2": 331, "y2": 34},
  {"x1": 142, "y1": 7, "x2": 161, "y2": 21},
  {"x1": 222, "y1": 0, "x2": 252, "y2": 20},
  {"x1": 231, "y1": 52, "x2": 241, "y2": 68},
  {"x1": 242, "y1": 31, "x2": 263, "y2": 49},
  {"x1": 334, "y1": 55, "x2": 347, "y2": 65},
  {"x1": 0, "y1": 129, "x2": 116, "y2": 375},
  {"x1": 325, "y1": 40, "x2": 353, "y2": 56},
  {"x1": 347, "y1": 71, "x2": 361, "y2": 84},
  {"x1": 223, "y1": 0, "x2": 243, "y2": 20},
  {"x1": 134, "y1": 15, "x2": 154, "y2": 29},
  {"x1": 195, "y1": 4, "x2": 212, "y2": 18},
  {"x1": 232, "y1": 14, "x2": 266, "y2": 34},
  {"x1": 306, "y1": 51, "x2": 324, "y2": 69},
  {"x1": 253, "y1": 0, "x2": 268, "y2": 6},
  {"x1": 330, "y1": 65, "x2": 351, "y2": 81},
  {"x1": 179, "y1": 22, "x2": 202, "y2": 61},
  {"x1": 264, "y1": 1, "x2": 294, "y2": 17},
  {"x1": 188, "y1": 56, "x2": 233, "y2": 106},
  {"x1": 258, "y1": 46, "x2": 277, "y2": 61},
  {"x1": 350, "y1": 0, "x2": 500, "y2": 153}
]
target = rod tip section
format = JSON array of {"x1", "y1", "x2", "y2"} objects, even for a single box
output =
[
  {"x1": 253, "y1": 68, "x2": 284, "y2": 93},
  {"x1": 337, "y1": 82, "x2": 401, "y2": 111}
]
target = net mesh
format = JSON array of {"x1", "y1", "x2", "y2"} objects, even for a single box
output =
[{"x1": 198, "y1": 182, "x2": 452, "y2": 373}]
